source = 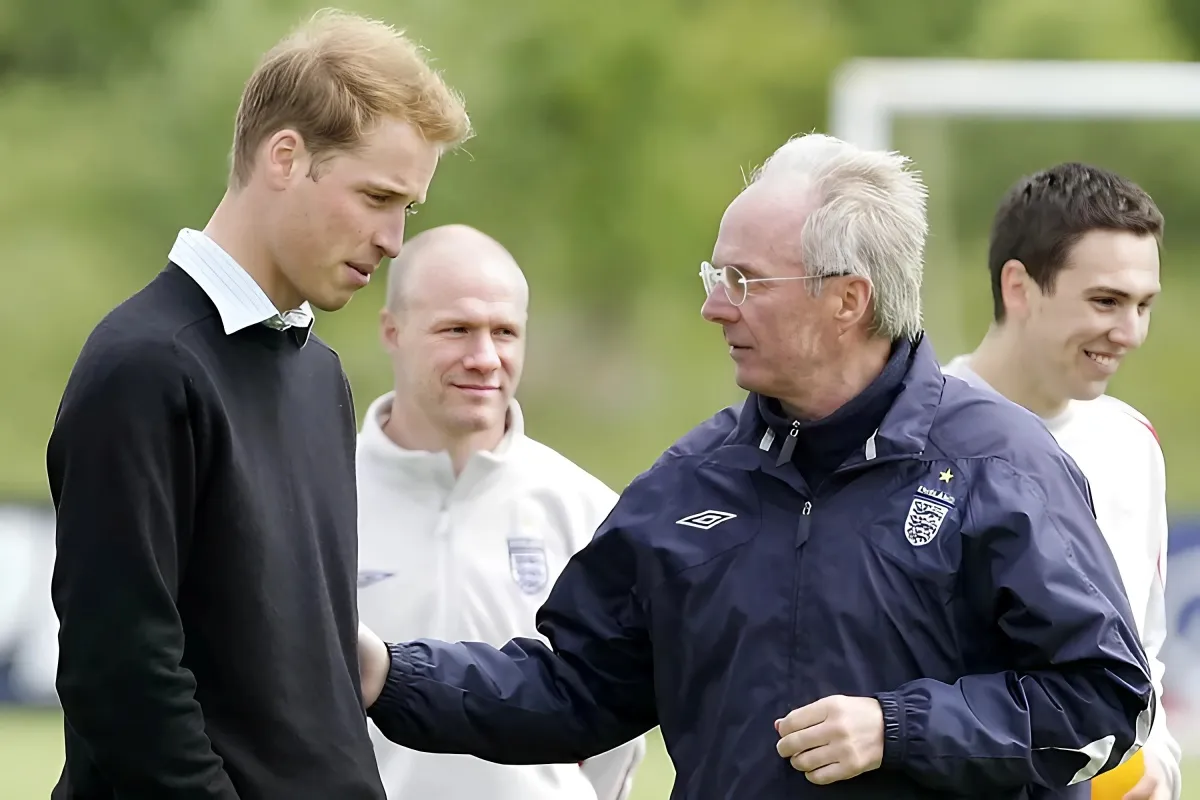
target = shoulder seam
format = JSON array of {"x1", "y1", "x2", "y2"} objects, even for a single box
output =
[
  {"x1": 1096, "y1": 396, "x2": 1159, "y2": 445},
  {"x1": 1121, "y1": 409, "x2": 1160, "y2": 445}
]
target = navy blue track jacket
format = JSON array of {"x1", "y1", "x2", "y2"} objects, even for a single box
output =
[{"x1": 367, "y1": 335, "x2": 1154, "y2": 798}]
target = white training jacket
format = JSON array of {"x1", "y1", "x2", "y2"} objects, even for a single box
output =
[
  {"x1": 356, "y1": 392, "x2": 647, "y2": 800},
  {"x1": 943, "y1": 356, "x2": 1180, "y2": 798}
]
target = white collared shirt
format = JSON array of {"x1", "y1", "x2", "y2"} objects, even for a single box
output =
[{"x1": 168, "y1": 228, "x2": 314, "y2": 339}]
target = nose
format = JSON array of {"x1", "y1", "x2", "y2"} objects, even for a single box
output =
[
  {"x1": 1108, "y1": 307, "x2": 1147, "y2": 350},
  {"x1": 701, "y1": 284, "x2": 739, "y2": 325},
  {"x1": 463, "y1": 333, "x2": 501, "y2": 372},
  {"x1": 374, "y1": 215, "x2": 406, "y2": 261}
]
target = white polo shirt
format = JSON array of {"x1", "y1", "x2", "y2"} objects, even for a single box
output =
[{"x1": 356, "y1": 392, "x2": 645, "y2": 800}]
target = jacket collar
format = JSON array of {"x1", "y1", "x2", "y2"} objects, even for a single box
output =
[{"x1": 711, "y1": 333, "x2": 944, "y2": 475}]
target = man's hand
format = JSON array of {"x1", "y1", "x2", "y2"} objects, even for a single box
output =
[
  {"x1": 1123, "y1": 750, "x2": 1171, "y2": 800},
  {"x1": 775, "y1": 695, "x2": 884, "y2": 785},
  {"x1": 358, "y1": 623, "x2": 390, "y2": 709}
]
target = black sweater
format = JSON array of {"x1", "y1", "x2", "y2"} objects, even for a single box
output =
[{"x1": 46, "y1": 263, "x2": 384, "y2": 799}]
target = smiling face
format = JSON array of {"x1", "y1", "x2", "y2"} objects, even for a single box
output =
[
  {"x1": 1004, "y1": 229, "x2": 1160, "y2": 402},
  {"x1": 381, "y1": 232, "x2": 528, "y2": 443},
  {"x1": 259, "y1": 116, "x2": 442, "y2": 312}
]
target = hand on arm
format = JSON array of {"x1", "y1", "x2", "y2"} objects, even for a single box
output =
[{"x1": 359, "y1": 622, "x2": 389, "y2": 708}]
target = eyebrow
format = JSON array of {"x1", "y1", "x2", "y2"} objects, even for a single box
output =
[
  {"x1": 722, "y1": 261, "x2": 761, "y2": 277},
  {"x1": 364, "y1": 181, "x2": 416, "y2": 200},
  {"x1": 430, "y1": 313, "x2": 522, "y2": 329},
  {"x1": 1085, "y1": 285, "x2": 1159, "y2": 300}
]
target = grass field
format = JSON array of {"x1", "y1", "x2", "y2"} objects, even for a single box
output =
[
  {"x1": 1, "y1": 708, "x2": 1196, "y2": 798},
  {"x1": 0, "y1": 707, "x2": 679, "y2": 798}
]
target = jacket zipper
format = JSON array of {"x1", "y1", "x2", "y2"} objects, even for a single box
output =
[{"x1": 776, "y1": 420, "x2": 802, "y2": 467}]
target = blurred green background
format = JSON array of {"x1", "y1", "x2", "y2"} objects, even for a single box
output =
[{"x1": 3, "y1": 0, "x2": 1200, "y2": 796}]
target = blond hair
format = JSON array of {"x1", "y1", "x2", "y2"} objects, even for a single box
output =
[{"x1": 229, "y1": 8, "x2": 471, "y2": 188}]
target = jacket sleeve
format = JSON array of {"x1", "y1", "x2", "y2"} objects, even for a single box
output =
[
  {"x1": 575, "y1": 479, "x2": 647, "y2": 799},
  {"x1": 874, "y1": 455, "x2": 1154, "y2": 792},
  {"x1": 367, "y1": 480, "x2": 658, "y2": 764},
  {"x1": 1136, "y1": 428, "x2": 1182, "y2": 799},
  {"x1": 47, "y1": 341, "x2": 239, "y2": 797}
]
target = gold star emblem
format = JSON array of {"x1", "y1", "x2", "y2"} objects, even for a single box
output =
[{"x1": 939, "y1": 468, "x2": 953, "y2": 483}]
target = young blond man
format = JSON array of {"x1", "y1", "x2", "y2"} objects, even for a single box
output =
[
  {"x1": 944, "y1": 162, "x2": 1178, "y2": 800},
  {"x1": 46, "y1": 10, "x2": 470, "y2": 798}
]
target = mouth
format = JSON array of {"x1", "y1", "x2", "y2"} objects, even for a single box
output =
[
  {"x1": 1084, "y1": 350, "x2": 1120, "y2": 369},
  {"x1": 344, "y1": 262, "x2": 375, "y2": 286},
  {"x1": 1084, "y1": 352, "x2": 1118, "y2": 367},
  {"x1": 452, "y1": 384, "x2": 500, "y2": 394}
]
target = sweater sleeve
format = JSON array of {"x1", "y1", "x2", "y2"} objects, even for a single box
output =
[{"x1": 47, "y1": 338, "x2": 239, "y2": 797}]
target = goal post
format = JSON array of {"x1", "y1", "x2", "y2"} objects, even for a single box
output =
[{"x1": 830, "y1": 58, "x2": 1200, "y2": 153}]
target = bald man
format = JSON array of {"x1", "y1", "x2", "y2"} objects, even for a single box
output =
[{"x1": 354, "y1": 224, "x2": 646, "y2": 800}]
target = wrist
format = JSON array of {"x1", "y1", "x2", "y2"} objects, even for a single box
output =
[
  {"x1": 874, "y1": 691, "x2": 906, "y2": 769},
  {"x1": 368, "y1": 642, "x2": 407, "y2": 717}
]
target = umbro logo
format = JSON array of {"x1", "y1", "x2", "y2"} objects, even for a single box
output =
[{"x1": 676, "y1": 510, "x2": 737, "y2": 530}]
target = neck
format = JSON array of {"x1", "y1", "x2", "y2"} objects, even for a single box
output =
[
  {"x1": 204, "y1": 189, "x2": 302, "y2": 312},
  {"x1": 382, "y1": 393, "x2": 507, "y2": 476},
  {"x1": 779, "y1": 336, "x2": 894, "y2": 420},
  {"x1": 967, "y1": 324, "x2": 1069, "y2": 418}
]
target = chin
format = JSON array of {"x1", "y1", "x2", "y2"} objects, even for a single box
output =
[
  {"x1": 1071, "y1": 381, "x2": 1110, "y2": 402},
  {"x1": 449, "y1": 413, "x2": 499, "y2": 435},
  {"x1": 1063, "y1": 373, "x2": 1110, "y2": 402},
  {"x1": 309, "y1": 292, "x2": 354, "y2": 313},
  {"x1": 732, "y1": 366, "x2": 769, "y2": 397}
]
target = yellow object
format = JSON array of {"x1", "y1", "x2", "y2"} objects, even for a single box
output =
[{"x1": 1090, "y1": 749, "x2": 1144, "y2": 800}]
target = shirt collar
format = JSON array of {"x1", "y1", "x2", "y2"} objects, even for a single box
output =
[
  {"x1": 357, "y1": 391, "x2": 526, "y2": 480},
  {"x1": 168, "y1": 228, "x2": 314, "y2": 345}
]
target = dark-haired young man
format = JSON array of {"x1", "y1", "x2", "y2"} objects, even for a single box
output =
[{"x1": 944, "y1": 162, "x2": 1178, "y2": 800}]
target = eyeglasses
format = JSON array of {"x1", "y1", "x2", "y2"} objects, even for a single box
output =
[{"x1": 699, "y1": 261, "x2": 836, "y2": 307}]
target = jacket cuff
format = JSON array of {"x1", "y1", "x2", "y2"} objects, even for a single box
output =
[
  {"x1": 368, "y1": 642, "x2": 413, "y2": 722},
  {"x1": 875, "y1": 691, "x2": 906, "y2": 769}
]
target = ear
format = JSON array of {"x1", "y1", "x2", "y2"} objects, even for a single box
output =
[
  {"x1": 260, "y1": 129, "x2": 308, "y2": 190},
  {"x1": 999, "y1": 259, "x2": 1036, "y2": 320},
  {"x1": 379, "y1": 307, "x2": 400, "y2": 354},
  {"x1": 832, "y1": 275, "x2": 874, "y2": 333}
]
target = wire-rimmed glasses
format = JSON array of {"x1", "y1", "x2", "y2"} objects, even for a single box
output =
[{"x1": 699, "y1": 261, "x2": 833, "y2": 307}]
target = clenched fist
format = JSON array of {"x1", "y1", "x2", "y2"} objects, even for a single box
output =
[
  {"x1": 358, "y1": 622, "x2": 390, "y2": 709},
  {"x1": 775, "y1": 695, "x2": 884, "y2": 785}
]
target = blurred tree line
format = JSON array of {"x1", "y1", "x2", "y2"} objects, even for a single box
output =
[{"x1": 1, "y1": 0, "x2": 1198, "y2": 509}]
